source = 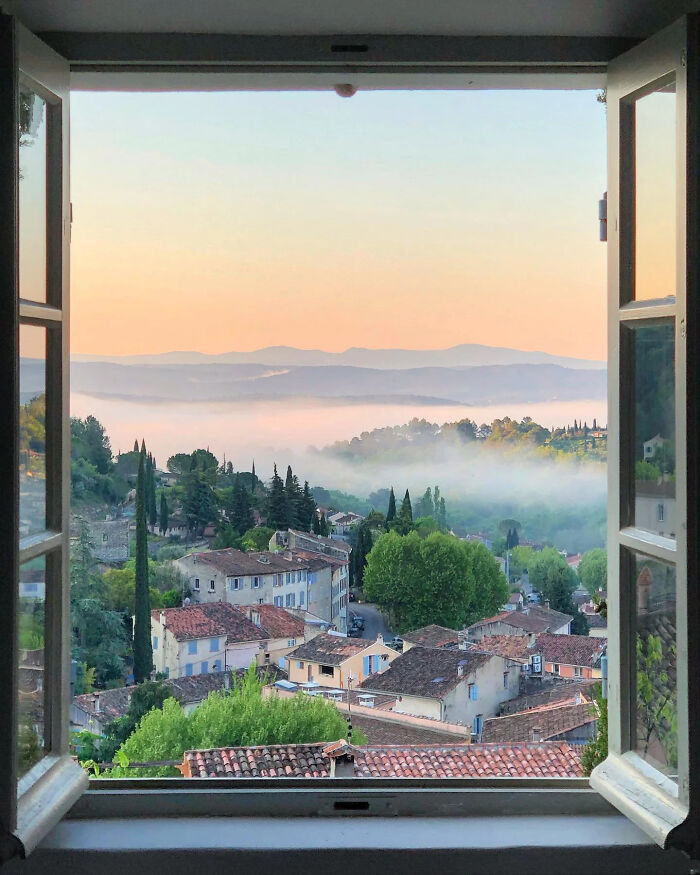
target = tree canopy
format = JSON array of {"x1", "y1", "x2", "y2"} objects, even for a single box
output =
[{"x1": 578, "y1": 548, "x2": 607, "y2": 595}]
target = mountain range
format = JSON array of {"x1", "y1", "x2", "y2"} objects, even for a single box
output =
[{"x1": 71, "y1": 343, "x2": 605, "y2": 371}]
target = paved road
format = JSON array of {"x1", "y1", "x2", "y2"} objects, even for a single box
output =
[{"x1": 349, "y1": 602, "x2": 394, "y2": 641}]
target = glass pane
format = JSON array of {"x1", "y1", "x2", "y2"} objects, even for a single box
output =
[
  {"x1": 630, "y1": 321, "x2": 675, "y2": 537},
  {"x1": 19, "y1": 86, "x2": 47, "y2": 303},
  {"x1": 631, "y1": 551, "x2": 677, "y2": 778},
  {"x1": 20, "y1": 324, "x2": 47, "y2": 538},
  {"x1": 18, "y1": 556, "x2": 46, "y2": 781},
  {"x1": 633, "y1": 80, "x2": 676, "y2": 301}
]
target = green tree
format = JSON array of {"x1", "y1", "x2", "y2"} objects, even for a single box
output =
[
  {"x1": 228, "y1": 475, "x2": 254, "y2": 534},
  {"x1": 436, "y1": 497, "x2": 448, "y2": 532},
  {"x1": 241, "y1": 526, "x2": 275, "y2": 552},
  {"x1": 319, "y1": 513, "x2": 329, "y2": 537},
  {"x1": 159, "y1": 491, "x2": 169, "y2": 535},
  {"x1": 183, "y1": 468, "x2": 218, "y2": 536},
  {"x1": 363, "y1": 531, "x2": 508, "y2": 633},
  {"x1": 133, "y1": 444, "x2": 153, "y2": 684},
  {"x1": 578, "y1": 548, "x2": 607, "y2": 595},
  {"x1": 108, "y1": 667, "x2": 365, "y2": 778},
  {"x1": 399, "y1": 489, "x2": 413, "y2": 524},
  {"x1": 581, "y1": 684, "x2": 608, "y2": 776},
  {"x1": 385, "y1": 487, "x2": 396, "y2": 529},
  {"x1": 312, "y1": 510, "x2": 321, "y2": 534},
  {"x1": 418, "y1": 487, "x2": 434, "y2": 518},
  {"x1": 146, "y1": 453, "x2": 157, "y2": 528},
  {"x1": 351, "y1": 520, "x2": 374, "y2": 587},
  {"x1": 299, "y1": 481, "x2": 317, "y2": 532},
  {"x1": 284, "y1": 465, "x2": 304, "y2": 529},
  {"x1": 266, "y1": 464, "x2": 289, "y2": 530},
  {"x1": 98, "y1": 679, "x2": 176, "y2": 764},
  {"x1": 528, "y1": 547, "x2": 589, "y2": 634},
  {"x1": 637, "y1": 633, "x2": 677, "y2": 768}
]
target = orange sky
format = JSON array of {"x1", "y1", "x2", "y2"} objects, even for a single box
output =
[{"x1": 67, "y1": 90, "x2": 609, "y2": 360}]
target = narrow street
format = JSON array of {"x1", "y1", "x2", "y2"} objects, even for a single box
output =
[{"x1": 348, "y1": 602, "x2": 394, "y2": 641}]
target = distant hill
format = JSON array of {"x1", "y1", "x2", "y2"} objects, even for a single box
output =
[
  {"x1": 68, "y1": 360, "x2": 605, "y2": 406},
  {"x1": 72, "y1": 342, "x2": 604, "y2": 371}
]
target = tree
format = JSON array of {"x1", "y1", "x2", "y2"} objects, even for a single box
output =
[
  {"x1": 146, "y1": 453, "x2": 157, "y2": 528},
  {"x1": 418, "y1": 488, "x2": 434, "y2": 518},
  {"x1": 240, "y1": 526, "x2": 275, "y2": 552},
  {"x1": 159, "y1": 491, "x2": 169, "y2": 535},
  {"x1": 183, "y1": 467, "x2": 218, "y2": 536},
  {"x1": 284, "y1": 465, "x2": 304, "y2": 529},
  {"x1": 107, "y1": 667, "x2": 366, "y2": 777},
  {"x1": 299, "y1": 481, "x2": 317, "y2": 532},
  {"x1": 528, "y1": 547, "x2": 589, "y2": 633},
  {"x1": 134, "y1": 439, "x2": 139, "y2": 452},
  {"x1": 363, "y1": 531, "x2": 508, "y2": 633},
  {"x1": 400, "y1": 489, "x2": 413, "y2": 524},
  {"x1": 351, "y1": 521, "x2": 374, "y2": 587},
  {"x1": 385, "y1": 488, "x2": 396, "y2": 529},
  {"x1": 581, "y1": 684, "x2": 608, "y2": 776},
  {"x1": 637, "y1": 633, "x2": 677, "y2": 769},
  {"x1": 312, "y1": 510, "x2": 321, "y2": 534},
  {"x1": 98, "y1": 679, "x2": 176, "y2": 763},
  {"x1": 578, "y1": 548, "x2": 607, "y2": 595},
  {"x1": 437, "y1": 497, "x2": 448, "y2": 532},
  {"x1": 133, "y1": 444, "x2": 153, "y2": 684},
  {"x1": 266, "y1": 465, "x2": 289, "y2": 530},
  {"x1": 319, "y1": 513, "x2": 329, "y2": 537},
  {"x1": 228, "y1": 476, "x2": 254, "y2": 534}
]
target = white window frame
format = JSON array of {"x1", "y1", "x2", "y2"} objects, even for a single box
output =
[{"x1": 2, "y1": 13, "x2": 699, "y2": 864}]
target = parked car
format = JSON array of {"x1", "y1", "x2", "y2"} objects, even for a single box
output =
[
  {"x1": 347, "y1": 625, "x2": 361, "y2": 638},
  {"x1": 352, "y1": 615, "x2": 365, "y2": 631}
]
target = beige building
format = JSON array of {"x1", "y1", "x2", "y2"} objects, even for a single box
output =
[
  {"x1": 360, "y1": 646, "x2": 521, "y2": 736},
  {"x1": 286, "y1": 632, "x2": 399, "y2": 687},
  {"x1": 237, "y1": 604, "x2": 310, "y2": 668},
  {"x1": 467, "y1": 604, "x2": 572, "y2": 642}
]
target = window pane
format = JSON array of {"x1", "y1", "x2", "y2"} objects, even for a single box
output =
[
  {"x1": 634, "y1": 80, "x2": 676, "y2": 301},
  {"x1": 631, "y1": 551, "x2": 677, "y2": 779},
  {"x1": 18, "y1": 556, "x2": 46, "y2": 782},
  {"x1": 629, "y1": 321, "x2": 675, "y2": 537},
  {"x1": 20, "y1": 324, "x2": 46, "y2": 538},
  {"x1": 18, "y1": 87, "x2": 47, "y2": 303}
]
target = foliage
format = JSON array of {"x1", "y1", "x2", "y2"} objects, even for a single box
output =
[
  {"x1": 133, "y1": 444, "x2": 153, "y2": 683},
  {"x1": 363, "y1": 530, "x2": 508, "y2": 633},
  {"x1": 578, "y1": 548, "x2": 607, "y2": 596},
  {"x1": 159, "y1": 490, "x2": 169, "y2": 535},
  {"x1": 98, "y1": 679, "x2": 176, "y2": 764},
  {"x1": 527, "y1": 547, "x2": 589, "y2": 633},
  {"x1": 106, "y1": 667, "x2": 366, "y2": 778},
  {"x1": 266, "y1": 464, "x2": 288, "y2": 529},
  {"x1": 637, "y1": 633, "x2": 677, "y2": 769},
  {"x1": 241, "y1": 526, "x2": 275, "y2": 552},
  {"x1": 581, "y1": 684, "x2": 607, "y2": 776},
  {"x1": 385, "y1": 487, "x2": 397, "y2": 527}
]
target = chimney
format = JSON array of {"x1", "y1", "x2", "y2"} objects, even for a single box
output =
[
  {"x1": 94, "y1": 693, "x2": 101, "y2": 714},
  {"x1": 457, "y1": 665, "x2": 464, "y2": 677},
  {"x1": 160, "y1": 611, "x2": 166, "y2": 628},
  {"x1": 376, "y1": 633, "x2": 383, "y2": 644},
  {"x1": 458, "y1": 630, "x2": 469, "y2": 651},
  {"x1": 544, "y1": 599, "x2": 550, "y2": 611},
  {"x1": 324, "y1": 740, "x2": 355, "y2": 778}
]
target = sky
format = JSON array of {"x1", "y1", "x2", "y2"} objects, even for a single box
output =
[{"x1": 63, "y1": 89, "x2": 609, "y2": 361}]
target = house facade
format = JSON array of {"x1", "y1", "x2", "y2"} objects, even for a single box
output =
[
  {"x1": 528, "y1": 633, "x2": 607, "y2": 680},
  {"x1": 360, "y1": 646, "x2": 521, "y2": 733},
  {"x1": 286, "y1": 632, "x2": 398, "y2": 687},
  {"x1": 87, "y1": 518, "x2": 130, "y2": 564},
  {"x1": 467, "y1": 604, "x2": 572, "y2": 641}
]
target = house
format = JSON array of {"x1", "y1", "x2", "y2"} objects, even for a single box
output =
[
  {"x1": 402, "y1": 624, "x2": 459, "y2": 652},
  {"x1": 527, "y1": 633, "x2": 607, "y2": 680},
  {"x1": 634, "y1": 479, "x2": 676, "y2": 539},
  {"x1": 468, "y1": 634, "x2": 532, "y2": 665},
  {"x1": 270, "y1": 528, "x2": 352, "y2": 562},
  {"x1": 70, "y1": 667, "x2": 285, "y2": 736},
  {"x1": 181, "y1": 740, "x2": 584, "y2": 779},
  {"x1": 237, "y1": 603, "x2": 308, "y2": 668},
  {"x1": 504, "y1": 592, "x2": 524, "y2": 611},
  {"x1": 87, "y1": 518, "x2": 130, "y2": 563},
  {"x1": 287, "y1": 549, "x2": 350, "y2": 632},
  {"x1": 481, "y1": 696, "x2": 597, "y2": 745},
  {"x1": 286, "y1": 632, "x2": 398, "y2": 687},
  {"x1": 467, "y1": 603, "x2": 572, "y2": 641},
  {"x1": 499, "y1": 675, "x2": 597, "y2": 716},
  {"x1": 327, "y1": 511, "x2": 363, "y2": 535},
  {"x1": 643, "y1": 433, "x2": 665, "y2": 459},
  {"x1": 163, "y1": 511, "x2": 188, "y2": 540},
  {"x1": 150, "y1": 602, "x2": 271, "y2": 678},
  {"x1": 359, "y1": 646, "x2": 520, "y2": 733}
]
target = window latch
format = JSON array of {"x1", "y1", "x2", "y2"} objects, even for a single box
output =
[{"x1": 598, "y1": 191, "x2": 607, "y2": 242}]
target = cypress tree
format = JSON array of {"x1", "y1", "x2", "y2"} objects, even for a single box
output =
[
  {"x1": 284, "y1": 465, "x2": 303, "y2": 529},
  {"x1": 386, "y1": 488, "x2": 396, "y2": 528},
  {"x1": 312, "y1": 509, "x2": 321, "y2": 534},
  {"x1": 438, "y1": 497, "x2": 448, "y2": 531},
  {"x1": 146, "y1": 453, "x2": 157, "y2": 528},
  {"x1": 159, "y1": 491, "x2": 169, "y2": 535},
  {"x1": 319, "y1": 513, "x2": 329, "y2": 537},
  {"x1": 301, "y1": 481, "x2": 316, "y2": 532},
  {"x1": 399, "y1": 489, "x2": 413, "y2": 525},
  {"x1": 133, "y1": 439, "x2": 139, "y2": 452},
  {"x1": 133, "y1": 443, "x2": 153, "y2": 684},
  {"x1": 231, "y1": 476, "x2": 254, "y2": 533},
  {"x1": 267, "y1": 465, "x2": 289, "y2": 529}
]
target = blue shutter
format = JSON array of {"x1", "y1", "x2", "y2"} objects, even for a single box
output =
[
  {"x1": 201, "y1": 661, "x2": 208, "y2": 674},
  {"x1": 363, "y1": 655, "x2": 370, "y2": 676},
  {"x1": 185, "y1": 663, "x2": 193, "y2": 676},
  {"x1": 297, "y1": 661, "x2": 302, "y2": 669},
  {"x1": 279, "y1": 656, "x2": 285, "y2": 668}
]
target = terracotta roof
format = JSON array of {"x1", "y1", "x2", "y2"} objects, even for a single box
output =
[
  {"x1": 287, "y1": 632, "x2": 378, "y2": 666},
  {"x1": 468, "y1": 605, "x2": 572, "y2": 635},
  {"x1": 528, "y1": 633, "x2": 606, "y2": 668},
  {"x1": 288, "y1": 549, "x2": 348, "y2": 568},
  {"x1": 72, "y1": 685, "x2": 134, "y2": 722},
  {"x1": 183, "y1": 741, "x2": 584, "y2": 778},
  {"x1": 289, "y1": 530, "x2": 351, "y2": 553},
  {"x1": 481, "y1": 701, "x2": 596, "y2": 743},
  {"x1": 586, "y1": 613, "x2": 608, "y2": 629},
  {"x1": 184, "y1": 742, "x2": 332, "y2": 778},
  {"x1": 185, "y1": 548, "x2": 311, "y2": 576},
  {"x1": 360, "y1": 647, "x2": 492, "y2": 700},
  {"x1": 402, "y1": 624, "x2": 459, "y2": 649},
  {"x1": 152, "y1": 602, "x2": 269, "y2": 643},
  {"x1": 356, "y1": 742, "x2": 584, "y2": 778},
  {"x1": 239, "y1": 604, "x2": 305, "y2": 639},
  {"x1": 500, "y1": 678, "x2": 597, "y2": 716},
  {"x1": 470, "y1": 635, "x2": 531, "y2": 663}
]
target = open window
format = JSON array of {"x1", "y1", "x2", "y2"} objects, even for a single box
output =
[
  {"x1": 590, "y1": 16, "x2": 700, "y2": 855},
  {"x1": 0, "y1": 16, "x2": 87, "y2": 859}
]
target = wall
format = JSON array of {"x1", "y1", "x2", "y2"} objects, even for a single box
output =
[
  {"x1": 443, "y1": 656, "x2": 520, "y2": 726},
  {"x1": 393, "y1": 693, "x2": 442, "y2": 720},
  {"x1": 545, "y1": 662, "x2": 600, "y2": 680},
  {"x1": 287, "y1": 639, "x2": 399, "y2": 687}
]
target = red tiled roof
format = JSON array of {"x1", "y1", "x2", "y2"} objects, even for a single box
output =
[
  {"x1": 287, "y1": 632, "x2": 380, "y2": 666},
  {"x1": 359, "y1": 647, "x2": 492, "y2": 699},
  {"x1": 356, "y1": 742, "x2": 584, "y2": 778},
  {"x1": 402, "y1": 625, "x2": 459, "y2": 649},
  {"x1": 152, "y1": 602, "x2": 269, "y2": 643},
  {"x1": 240, "y1": 604, "x2": 305, "y2": 639},
  {"x1": 528, "y1": 633, "x2": 607, "y2": 668},
  {"x1": 469, "y1": 605, "x2": 572, "y2": 635},
  {"x1": 471, "y1": 635, "x2": 531, "y2": 663},
  {"x1": 481, "y1": 701, "x2": 596, "y2": 744},
  {"x1": 185, "y1": 548, "x2": 311, "y2": 576},
  {"x1": 184, "y1": 742, "x2": 332, "y2": 778},
  {"x1": 183, "y1": 741, "x2": 584, "y2": 778}
]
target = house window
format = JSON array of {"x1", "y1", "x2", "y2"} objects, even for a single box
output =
[
  {"x1": 185, "y1": 664, "x2": 193, "y2": 677},
  {"x1": 209, "y1": 579, "x2": 215, "y2": 592},
  {"x1": 152, "y1": 636, "x2": 158, "y2": 650},
  {"x1": 188, "y1": 641, "x2": 198, "y2": 655},
  {"x1": 503, "y1": 671, "x2": 509, "y2": 688},
  {"x1": 273, "y1": 596, "x2": 283, "y2": 607},
  {"x1": 657, "y1": 503, "x2": 665, "y2": 522},
  {"x1": 230, "y1": 577, "x2": 240, "y2": 590},
  {"x1": 299, "y1": 591, "x2": 305, "y2": 606},
  {"x1": 573, "y1": 666, "x2": 583, "y2": 678},
  {"x1": 102, "y1": 533, "x2": 108, "y2": 542},
  {"x1": 258, "y1": 598, "x2": 264, "y2": 605},
  {"x1": 320, "y1": 664, "x2": 334, "y2": 676},
  {"x1": 287, "y1": 639, "x2": 296, "y2": 647},
  {"x1": 473, "y1": 715, "x2": 483, "y2": 736},
  {"x1": 164, "y1": 667, "x2": 170, "y2": 679},
  {"x1": 193, "y1": 578, "x2": 200, "y2": 591},
  {"x1": 210, "y1": 637, "x2": 219, "y2": 652},
  {"x1": 286, "y1": 593, "x2": 296, "y2": 607},
  {"x1": 468, "y1": 683, "x2": 478, "y2": 700},
  {"x1": 297, "y1": 661, "x2": 304, "y2": 669},
  {"x1": 552, "y1": 664, "x2": 560, "y2": 675}
]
